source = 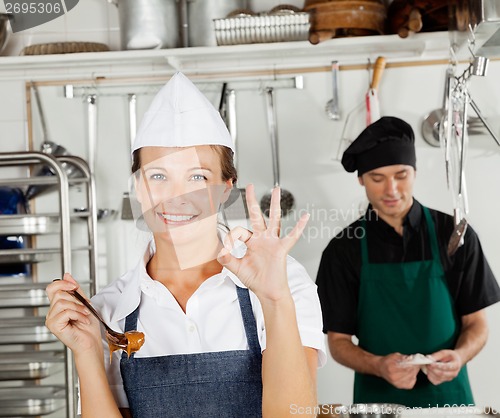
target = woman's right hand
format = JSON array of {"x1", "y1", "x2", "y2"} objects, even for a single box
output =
[{"x1": 45, "y1": 273, "x2": 103, "y2": 359}]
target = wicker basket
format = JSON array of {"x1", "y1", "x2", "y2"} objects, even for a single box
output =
[{"x1": 20, "y1": 42, "x2": 110, "y2": 55}]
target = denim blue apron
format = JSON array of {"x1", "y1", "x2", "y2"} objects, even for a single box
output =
[{"x1": 120, "y1": 286, "x2": 263, "y2": 418}]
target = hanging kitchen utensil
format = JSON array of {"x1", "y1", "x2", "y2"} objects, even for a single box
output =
[
  {"x1": 447, "y1": 218, "x2": 467, "y2": 255},
  {"x1": 446, "y1": 75, "x2": 469, "y2": 256},
  {"x1": 325, "y1": 60, "x2": 341, "y2": 120},
  {"x1": 260, "y1": 87, "x2": 295, "y2": 218},
  {"x1": 218, "y1": 82, "x2": 228, "y2": 123},
  {"x1": 221, "y1": 88, "x2": 249, "y2": 222},
  {"x1": 87, "y1": 95, "x2": 97, "y2": 174},
  {"x1": 121, "y1": 93, "x2": 137, "y2": 220},
  {"x1": 31, "y1": 82, "x2": 51, "y2": 145},
  {"x1": 333, "y1": 57, "x2": 386, "y2": 161},
  {"x1": 422, "y1": 67, "x2": 454, "y2": 147},
  {"x1": 365, "y1": 56, "x2": 386, "y2": 125},
  {"x1": 26, "y1": 83, "x2": 83, "y2": 200},
  {"x1": 468, "y1": 96, "x2": 500, "y2": 146}
]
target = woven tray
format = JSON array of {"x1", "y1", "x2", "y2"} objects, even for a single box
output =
[{"x1": 21, "y1": 41, "x2": 109, "y2": 55}]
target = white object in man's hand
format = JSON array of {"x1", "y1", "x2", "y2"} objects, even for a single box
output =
[
  {"x1": 401, "y1": 353, "x2": 435, "y2": 365},
  {"x1": 400, "y1": 353, "x2": 437, "y2": 375}
]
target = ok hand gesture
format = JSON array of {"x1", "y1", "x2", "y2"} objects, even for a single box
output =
[{"x1": 217, "y1": 184, "x2": 309, "y2": 303}]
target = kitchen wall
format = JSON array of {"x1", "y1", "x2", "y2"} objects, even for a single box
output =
[{"x1": 1, "y1": 0, "x2": 500, "y2": 410}]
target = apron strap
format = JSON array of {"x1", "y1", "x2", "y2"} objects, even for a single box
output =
[
  {"x1": 121, "y1": 306, "x2": 140, "y2": 359},
  {"x1": 422, "y1": 206, "x2": 440, "y2": 263},
  {"x1": 124, "y1": 306, "x2": 140, "y2": 332},
  {"x1": 360, "y1": 218, "x2": 369, "y2": 264},
  {"x1": 236, "y1": 286, "x2": 262, "y2": 355}
]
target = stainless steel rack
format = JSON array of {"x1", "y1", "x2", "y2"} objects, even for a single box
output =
[{"x1": 0, "y1": 151, "x2": 98, "y2": 418}]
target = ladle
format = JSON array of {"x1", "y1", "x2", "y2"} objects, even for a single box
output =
[
  {"x1": 260, "y1": 87, "x2": 295, "y2": 217},
  {"x1": 325, "y1": 61, "x2": 340, "y2": 120},
  {"x1": 222, "y1": 88, "x2": 249, "y2": 220}
]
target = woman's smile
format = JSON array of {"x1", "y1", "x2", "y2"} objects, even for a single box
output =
[{"x1": 157, "y1": 212, "x2": 198, "y2": 225}]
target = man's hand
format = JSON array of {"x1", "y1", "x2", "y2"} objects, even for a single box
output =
[
  {"x1": 378, "y1": 353, "x2": 420, "y2": 389},
  {"x1": 425, "y1": 350, "x2": 462, "y2": 385}
]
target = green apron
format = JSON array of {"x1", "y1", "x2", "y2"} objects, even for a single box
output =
[{"x1": 353, "y1": 207, "x2": 474, "y2": 407}]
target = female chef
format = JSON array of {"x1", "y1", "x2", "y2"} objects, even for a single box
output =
[{"x1": 45, "y1": 72, "x2": 325, "y2": 418}]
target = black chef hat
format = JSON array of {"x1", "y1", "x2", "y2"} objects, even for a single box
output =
[{"x1": 341, "y1": 116, "x2": 416, "y2": 176}]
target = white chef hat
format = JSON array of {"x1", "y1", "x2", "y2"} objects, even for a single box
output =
[{"x1": 131, "y1": 72, "x2": 234, "y2": 153}]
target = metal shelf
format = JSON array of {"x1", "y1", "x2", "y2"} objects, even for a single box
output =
[
  {"x1": 0, "y1": 386, "x2": 66, "y2": 417},
  {"x1": 0, "y1": 350, "x2": 65, "y2": 381},
  {"x1": 0, "y1": 286, "x2": 49, "y2": 309},
  {"x1": 0, "y1": 248, "x2": 55, "y2": 264},
  {"x1": 0, "y1": 316, "x2": 59, "y2": 345},
  {"x1": 0, "y1": 176, "x2": 89, "y2": 187},
  {"x1": 0, "y1": 32, "x2": 454, "y2": 81},
  {"x1": 0, "y1": 214, "x2": 60, "y2": 235}
]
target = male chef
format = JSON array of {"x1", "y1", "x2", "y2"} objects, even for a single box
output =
[{"x1": 316, "y1": 116, "x2": 500, "y2": 407}]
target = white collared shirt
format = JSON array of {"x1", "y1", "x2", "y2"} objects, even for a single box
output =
[{"x1": 91, "y1": 242, "x2": 326, "y2": 408}]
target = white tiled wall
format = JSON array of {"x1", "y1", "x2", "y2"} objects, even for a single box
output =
[{"x1": 0, "y1": 80, "x2": 29, "y2": 179}]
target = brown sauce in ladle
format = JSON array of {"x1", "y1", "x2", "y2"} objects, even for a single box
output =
[{"x1": 107, "y1": 331, "x2": 145, "y2": 362}]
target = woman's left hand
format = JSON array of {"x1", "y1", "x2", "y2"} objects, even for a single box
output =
[{"x1": 217, "y1": 184, "x2": 309, "y2": 302}]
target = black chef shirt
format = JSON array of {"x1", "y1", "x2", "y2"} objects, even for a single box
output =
[{"x1": 317, "y1": 199, "x2": 500, "y2": 335}]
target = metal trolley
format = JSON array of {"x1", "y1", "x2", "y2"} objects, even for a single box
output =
[{"x1": 0, "y1": 152, "x2": 98, "y2": 418}]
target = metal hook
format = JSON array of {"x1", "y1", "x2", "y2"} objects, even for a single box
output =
[
  {"x1": 449, "y1": 46, "x2": 458, "y2": 68},
  {"x1": 467, "y1": 23, "x2": 476, "y2": 49}
]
